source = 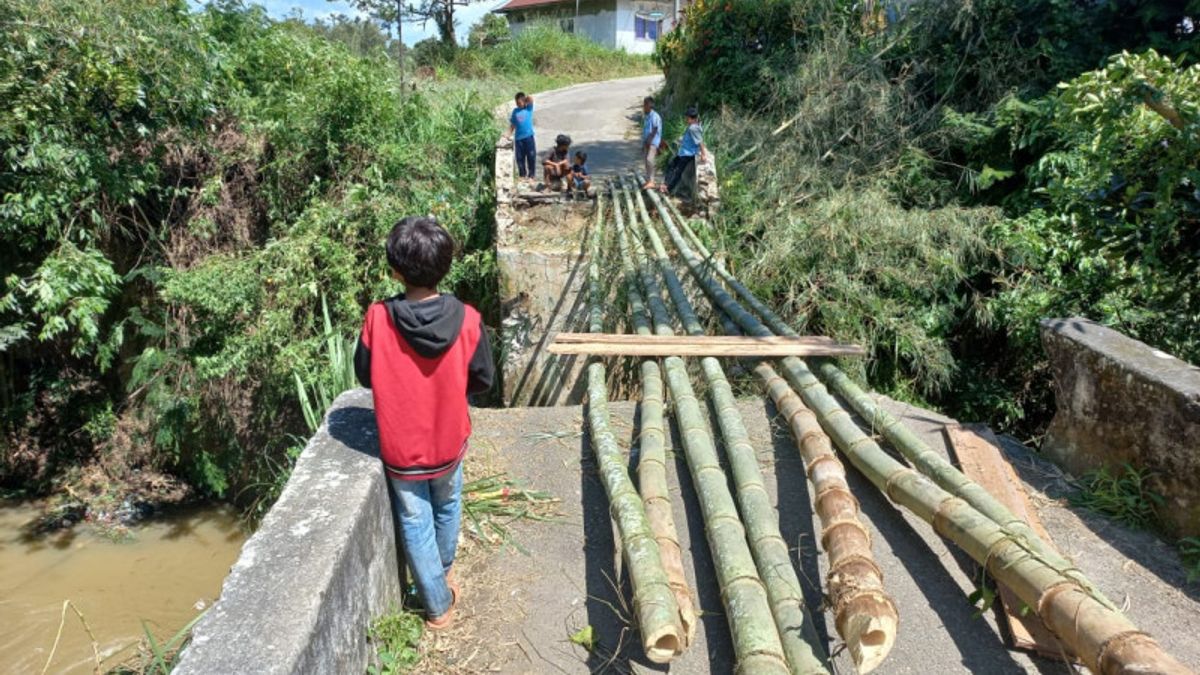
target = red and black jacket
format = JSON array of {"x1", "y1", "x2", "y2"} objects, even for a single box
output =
[{"x1": 354, "y1": 295, "x2": 494, "y2": 481}]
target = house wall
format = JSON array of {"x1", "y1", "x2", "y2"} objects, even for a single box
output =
[
  {"x1": 507, "y1": 0, "x2": 618, "y2": 48},
  {"x1": 502, "y1": 0, "x2": 677, "y2": 54},
  {"x1": 614, "y1": 0, "x2": 674, "y2": 54}
]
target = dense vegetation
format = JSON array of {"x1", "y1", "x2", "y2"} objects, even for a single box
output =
[
  {"x1": 657, "y1": 0, "x2": 1199, "y2": 440},
  {"x1": 0, "y1": 0, "x2": 651, "y2": 515}
]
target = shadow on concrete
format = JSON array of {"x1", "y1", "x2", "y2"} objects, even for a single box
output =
[
  {"x1": 529, "y1": 272, "x2": 589, "y2": 407},
  {"x1": 756, "y1": 397, "x2": 835, "y2": 657},
  {"x1": 579, "y1": 404, "x2": 670, "y2": 673},
  {"x1": 326, "y1": 404, "x2": 380, "y2": 459},
  {"x1": 326, "y1": 403, "x2": 410, "y2": 604},
  {"x1": 999, "y1": 437, "x2": 1200, "y2": 604},
  {"x1": 509, "y1": 226, "x2": 589, "y2": 408},
  {"x1": 536, "y1": 138, "x2": 643, "y2": 179},
  {"x1": 666, "y1": 410, "x2": 737, "y2": 672}
]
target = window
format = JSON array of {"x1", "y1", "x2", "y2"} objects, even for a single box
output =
[{"x1": 635, "y1": 16, "x2": 662, "y2": 41}]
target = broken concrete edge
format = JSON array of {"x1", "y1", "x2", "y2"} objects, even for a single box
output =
[
  {"x1": 175, "y1": 388, "x2": 401, "y2": 675},
  {"x1": 1040, "y1": 317, "x2": 1200, "y2": 537}
]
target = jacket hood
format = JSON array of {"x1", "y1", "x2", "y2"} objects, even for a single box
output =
[{"x1": 385, "y1": 294, "x2": 465, "y2": 358}]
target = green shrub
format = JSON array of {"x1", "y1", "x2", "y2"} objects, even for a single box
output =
[{"x1": 0, "y1": 2, "x2": 653, "y2": 510}]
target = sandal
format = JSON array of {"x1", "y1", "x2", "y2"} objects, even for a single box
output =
[{"x1": 425, "y1": 572, "x2": 460, "y2": 631}]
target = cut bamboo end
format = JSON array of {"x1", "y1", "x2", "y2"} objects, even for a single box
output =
[
  {"x1": 643, "y1": 625, "x2": 683, "y2": 663},
  {"x1": 835, "y1": 592, "x2": 899, "y2": 674}
]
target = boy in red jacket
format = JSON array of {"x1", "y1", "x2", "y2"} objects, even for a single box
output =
[{"x1": 354, "y1": 216, "x2": 494, "y2": 629}]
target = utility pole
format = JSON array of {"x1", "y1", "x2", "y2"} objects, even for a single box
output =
[{"x1": 396, "y1": 0, "x2": 405, "y2": 91}]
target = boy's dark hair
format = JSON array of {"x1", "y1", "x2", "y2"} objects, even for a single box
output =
[
  {"x1": 643, "y1": 96, "x2": 655, "y2": 106},
  {"x1": 386, "y1": 216, "x2": 454, "y2": 289},
  {"x1": 574, "y1": 151, "x2": 587, "y2": 162},
  {"x1": 515, "y1": 92, "x2": 526, "y2": 103},
  {"x1": 555, "y1": 133, "x2": 571, "y2": 146},
  {"x1": 685, "y1": 105, "x2": 699, "y2": 118}
]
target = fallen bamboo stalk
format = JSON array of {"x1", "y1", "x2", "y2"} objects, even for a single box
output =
[
  {"x1": 643, "y1": 181, "x2": 1196, "y2": 675},
  {"x1": 620, "y1": 176, "x2": 829, "y2": 675},
  {"x1": 583, "y1": 191, "x2": 683, "y2": 663},
  {"x1": 662, "y1": 200, "x2": 901, "y2": 672},
  {"x1": 661, "y1": 183, "x2": 1119, "y2": 616},
  {"x1": 611, "y1": 186, "x2": 699, "y2": 648},
  {"x1": 611, "y1": 182, "x2": 792, "y2": 675},
  {"x1": 547, "y1": 333, "x2": 864, "y2": 357}
]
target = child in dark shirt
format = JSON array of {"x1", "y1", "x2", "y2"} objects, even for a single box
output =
[
  {"x1": 354, "y1": 216, "x2": 495, "y2": 630},
  {"x1": 570, "y1": 151, "x2": 591, "y2": 192}
]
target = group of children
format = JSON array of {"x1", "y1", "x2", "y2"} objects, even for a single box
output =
[
  {"x1": 509, "y1": 91, "x2": 705, "y2": 195},
  {"x1": 509, "y1": 92, "x2": 591, "y2": 193},
  {"x1": 355, "y1": 89, "x2": 709, "y2": 634}
]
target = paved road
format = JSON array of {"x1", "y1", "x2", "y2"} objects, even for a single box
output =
[{"x1": 522, "y1": 74, "x2": 663, "y2": 178}]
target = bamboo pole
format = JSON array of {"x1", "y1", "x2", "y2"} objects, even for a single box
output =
[
  {"x1": 611, "y1": 183, "x2": 792, "y2": 675},
  {"x1": 619, "y1": 177, "x2": 829, "y2": 675},
  {"x1": 613, "y1": 188, "x2": 699, "y2": 648},
  {"x1": 641, "y1": 182, "x2": 1196, "y2": 675},
  {"x1": 583, "y1": 192, "x2": 683, "y2": 663},
  {"x1": 658, "y1": 179, "x2": 1117, "y2": 614},
  {"x1": 657, "y1": 189, "x2": 899, "y2": 672}
]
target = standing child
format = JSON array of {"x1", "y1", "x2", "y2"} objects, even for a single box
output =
[
  {"x1": 663, "y1": 106, "x2": 708, "y2": 197},
  {"x1": 509, "y1": 92, "x2": 536, "y2": 181},
  {"x1": 570, "y1": 151, "x2": 591, "y2": 193},
  {"x1": 641, "y1": 96, "x2": 663, "y2": 189},
  {"x1": 354, "y1": 216, "x2": 495, "y2": 630}
]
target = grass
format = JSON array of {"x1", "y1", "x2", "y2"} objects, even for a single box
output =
[
  {"x1": 1069, "y1": 463, "x2": 1165, "y2": 530},
  {"x1": 1179, "y1": 537, "x2": 1200, "y2": 584},
  {"x1": 368, "y1": 608, "x2": 424, "y2": 674}
]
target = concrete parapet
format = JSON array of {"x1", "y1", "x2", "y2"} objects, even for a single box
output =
[
  {"x1": 175, "y1": 389, "x2": 400, "y2": 674},
  {"x1": 1041, "y1": 317, "x2": 1200, "y2": 537}
]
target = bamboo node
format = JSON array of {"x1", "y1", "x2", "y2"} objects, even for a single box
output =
[
  {"x1": 828, "y1": 553, "x2": 885, "y2": 583},
  {"x1": 820, "y1": 519, "x2": 873, "y2": 551}
]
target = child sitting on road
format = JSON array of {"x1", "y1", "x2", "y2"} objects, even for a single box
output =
[
  {"x1": 354, "y1": 216, "x2": 495, "y2": 630},
  {"x1": 543, "y1": 134, "x2": 572, "y2": 191},
  {"x1": 570, "y1": 151, "x2": 591, "y2": 192}
]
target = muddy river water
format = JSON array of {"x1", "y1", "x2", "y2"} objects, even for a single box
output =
[{"x1": 0, "y1": 502, "x2": 245, "y2": 673}]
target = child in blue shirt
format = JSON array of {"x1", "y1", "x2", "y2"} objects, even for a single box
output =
[
  {"x1": 663, "y1": 106, "x2": 708, "y2": 197},
  {"x1": 641, "y1": 96, "x2": 663, "y2": 189},
  {"x1": 570, "y1": 151, "x2": 591, "y2": 192},
  {"x1": 509, "y1": 92, "x2": 536, "y2": 180}
]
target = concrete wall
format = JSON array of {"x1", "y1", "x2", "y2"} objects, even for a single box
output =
[
  {"x1": 1041, "y1": 317, "x2": 1200, "y2": 537},
  {"x1": 175, "y1": 389, "x2": 400, "y2": 674}
]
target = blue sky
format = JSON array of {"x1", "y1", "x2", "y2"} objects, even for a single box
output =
[{"x1": 209, "y1": 0, "x2": 508, "y2": 44}]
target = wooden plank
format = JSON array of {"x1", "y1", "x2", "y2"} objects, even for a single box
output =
[
  {"x1": 945, "y1": 424, "x2": 1076, "y2": 662},
  {"x1": 553, "y1": 333, "x2": 837, "y2": 345},
  {"x1": 545, "y1": 334, "x2": 865, "y2": 357}
]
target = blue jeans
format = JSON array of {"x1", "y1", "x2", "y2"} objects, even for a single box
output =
[
  {"x1": 388, "y1": 463, "x2": 463, "y2": 619},
  {"x1": 515, "y1": 135, "x2": 537, "y2": 178}
]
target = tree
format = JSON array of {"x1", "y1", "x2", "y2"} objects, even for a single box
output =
[
  {"x1": 468, "y1": 12, "x2": 510, "y2": 47},
  {"x1": 338, "y1": 0, "x2": 405, "y2": 83},
  {"x1": 404, "y1": 1, "x2": 469, "y2": 46}
]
